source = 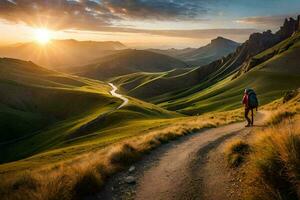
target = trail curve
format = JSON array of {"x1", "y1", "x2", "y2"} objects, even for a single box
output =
[{"x1": 109, "y1": 83, "x2": 128, "y2": 109}]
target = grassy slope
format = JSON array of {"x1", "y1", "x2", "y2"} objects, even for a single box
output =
[
  {"x1": 76, "y1": 49, "x2": 189, "y2": 80},
  {"x1": 0, "y1": 58, "x2": 179, "y2": 163},
  {"x1": 112, "y1": 32, "x2": 300, "y2": 115},
  {"x1": 160, "y1": 31, "x2": 300, "y2": 114},
  {"x1": 110, "y1": 68, "x2": 198, "y2": 99}
]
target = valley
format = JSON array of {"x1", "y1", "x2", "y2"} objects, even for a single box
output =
[{"x1": 0, "y1": 12, "x2": 300, "y2": 200}]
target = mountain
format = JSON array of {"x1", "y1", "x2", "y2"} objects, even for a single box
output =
[
  {"x1": 75, "y1": 49, "x2": 189, "y2": 80},
  {"x1": 164, "y1": 29, "x2": 300, "y2": 114},
  {"x1": 113, "y1": 16, "x2": 300, "y2": 114},
  {"x1": 0, "y1": 58, "x2": 178, "y2": 163},
  {"x1": 0, "y1": 39, "x2": 126, "y2": 68},
  {"x1": 149, "y1": 37, "x2": 240, "y2": 66}
]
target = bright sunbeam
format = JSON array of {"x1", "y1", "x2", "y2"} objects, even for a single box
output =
[{"x1": 34, "y1": 28, "x2": 52, "y2": 44}]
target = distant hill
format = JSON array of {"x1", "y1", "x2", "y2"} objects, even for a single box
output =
[
  {"x1": 0, "y1": 58, "x2": 177, "y2": 163},
  {"x1": 75, "y1": 49, "x2": 189, "y2": 80},
  {"x1": 149, "y1": 37, "x2": 240, "y2": 66},
  {"x1": 113, "y1": 16, "x2": 300, "y2": 114},
  {"x1": 0, "y1": 39, "x2": 126, "y2": 68}
]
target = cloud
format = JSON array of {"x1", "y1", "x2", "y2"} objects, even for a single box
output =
[
  {"x1": 65, "y1": 27, "x2": 257, "y2": 41},
  {"x1": 0, "y1": 0, "x2": 208, "y2": 30},
  {"x1": 117, "y1": 28, "x2": 257, "y2": 39},
  {"x1": 103, "y1": 0, "x2": 207, "y2": 20},
  {"x1": 0, "y1": 0, "x2": 256, "y2": 41},
  {"x1": 0, "y1": 0, "x2": 117, "y2": 30},
  {"x1": 235, "y1": 15, "x2": 290, "y2": 28}
]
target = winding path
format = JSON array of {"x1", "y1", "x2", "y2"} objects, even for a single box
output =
[
  {"x1": 97, "y1": 112, "x2": 267, "y2": 200},
  {"x1": 109, "y1": 83, "x2": 129, "y2": 109}
]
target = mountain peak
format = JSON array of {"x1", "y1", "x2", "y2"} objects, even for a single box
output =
[
  {"x1": 276, "y1": 15, "x2": 300, "y2": 39},
  {"x1": 213, "y1": 36, "x2": 227, "y2": 41},
  {"x1": 211, "y1": 36, "x2": 237, "y2": 43},
  {"x1": 210, "y1": 36, "x2": 240, "y2": 47}
]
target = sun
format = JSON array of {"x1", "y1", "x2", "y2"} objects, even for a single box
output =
[{"x1": 34, "y1": 28, "x2": 52, "y2": 44}]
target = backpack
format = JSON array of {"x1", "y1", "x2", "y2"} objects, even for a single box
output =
[{"x1": 247, "y1": 89, "x2": 258, "y2": 108}]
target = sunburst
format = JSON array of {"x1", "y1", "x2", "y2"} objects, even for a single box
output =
[{"x1": 34, "y1": 28, "x2": 52, "y2": 44}]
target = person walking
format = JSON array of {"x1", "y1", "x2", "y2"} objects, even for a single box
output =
[{"x1": 242, "y1": 88, "x2": 258, "y2": 127}]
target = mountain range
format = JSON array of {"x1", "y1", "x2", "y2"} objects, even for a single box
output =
[
  {"x1": 0, "y1": 39, "x2": 125, "y2": 68},
  {"x1": 149, "y1": 37, "x2": 240, "y2": 66},
  {"x1": 1, "y1": 15, "x2": 300, "y2": 180},
  {"x1": 112, "y1": 15, "x2": 300, "y2": 114}
]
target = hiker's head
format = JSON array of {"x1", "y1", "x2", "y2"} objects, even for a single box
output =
[{"x1": 245, "y1": 88, "x2": 254, "y2": 94}]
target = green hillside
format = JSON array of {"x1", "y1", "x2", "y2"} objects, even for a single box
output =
[
  {"x1": 160, "y1": 31, "x2": 300, "y2": 114},
  {"x1": 75, "y1": 49, "x2": 189, "y2": 80},
  {"x1": 112, "y1": 31, "x2": 300, "y2": 115},
  {"x1": 0, "y1": 58, "x2": 179, "y2": 164},
  {"x1": 111, "y1": 58, "x2": 231, "y2": 102}
]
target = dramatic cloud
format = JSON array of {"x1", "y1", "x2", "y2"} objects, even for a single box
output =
[
  {"x1": 0, "y1": 0, "x2": 116, "y2": 30},
  {"x1": 1, "y1": 0, "x2": 290, "y2": 42},
  {"x1": 103, "y1": 0, "x2": 207, "y2": 20},
  {"x1": 0, "y1": 0, "x2": 208, "y2": 31}
]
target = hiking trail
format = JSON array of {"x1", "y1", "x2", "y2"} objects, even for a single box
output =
[
  {"x1": 109, "y1": 83, "x2": 129, "y2": 109},
  {"x1": 96, "y1": 111, "x2": 268, "y2": 200}
]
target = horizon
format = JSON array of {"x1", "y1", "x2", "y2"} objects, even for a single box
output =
[
  {"x1": 1, "y1": 1, "x2": 300, "y2": 200},
  {"x1": 1, "y1": 0, "x2": 300, "y2": 49}
]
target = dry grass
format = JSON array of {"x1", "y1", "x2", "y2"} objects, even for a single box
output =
[
  {"x1": 237, "y1": 92, "x2": 300, "y2": 199},
  {"x1": 265, "y1": 110, "x2": 296, "y2": 125},
  {"x1": 244, "y1": 116, "x2": 300, "y2": 200},
  {"x1": 0, "y1": 109, "x2": 243, "y2": 200},
  {"x1": 225, "y1": 139, "x2": 251, "y2": 167}
]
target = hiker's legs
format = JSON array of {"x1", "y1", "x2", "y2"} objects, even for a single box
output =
[
  {"x1": 251, "y1": 109, "x2": 254, "y2": 126},
  {"x1": 245, "y1": 108, "x2": 251, "y2": 125}
]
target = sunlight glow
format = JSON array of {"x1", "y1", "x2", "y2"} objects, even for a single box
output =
[{"x1": 34, "y1": 28, "x2": 52, "y2": 44}]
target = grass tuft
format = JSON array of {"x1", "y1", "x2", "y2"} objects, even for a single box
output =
[
  {"x1": 109, "y1": 143, "x2": 140, "y2": 166},
  {"x1": 266, "y1": 110, "x2": 296, "y2": 125},
  {"x1": 12, "y1": 172, "x2": 39, "y2": 191},
  {"x1": 72, "y1": 167, "x2": 103, "y2": 198},
  {"x1": 283, "y1": 90, "x2": 299, "y2": 103},
  {"x1": 225, "y1": 139, "x2": 250, "y2": 167},
  {"x1": 40, "y1": 173, "x2": 73, "y2": 200}
]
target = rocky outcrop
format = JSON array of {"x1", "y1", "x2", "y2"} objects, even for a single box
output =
[
  {"x1": 276, "y1": 16, "x2": 300, "y2": 40},
  {"x1": 233, "y1": 15, "x2": 300, "y2": 78},
  {"x1": 244, "y1": 30, "x2": 280, "y2": 58}
]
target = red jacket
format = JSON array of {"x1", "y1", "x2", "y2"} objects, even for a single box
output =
[{"x1": 242, "y1": 94, "x2": 248, "y2": 107}]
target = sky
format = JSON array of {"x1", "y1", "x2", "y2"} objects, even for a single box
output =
[{"x1": 0, "y1": 0, "x2": 300, "y2": 48}]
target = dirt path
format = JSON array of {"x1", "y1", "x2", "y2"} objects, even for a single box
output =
[
  {"x1": 109, "y1": 83, "x2": 128, "y2": 109},
  {"x1": 96, "y1": 112, "x2": 267, "y2": 200}
]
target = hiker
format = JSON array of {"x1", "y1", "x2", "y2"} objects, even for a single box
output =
[{"x1": 242, "y1": 88, "x2": 258, "y2": 127}]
